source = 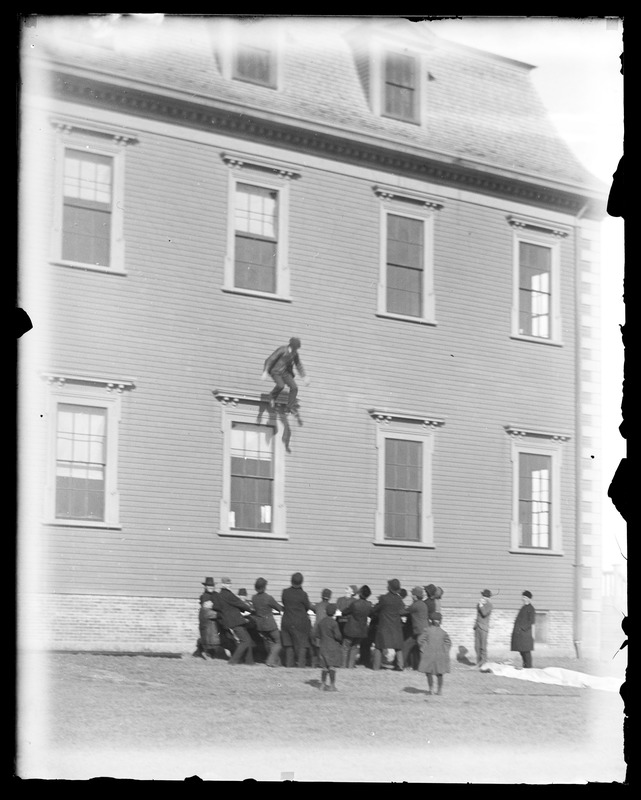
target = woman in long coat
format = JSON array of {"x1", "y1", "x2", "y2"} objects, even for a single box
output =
[
  {"x1": 511, "y1": 590, "x2": 536, "y2": 668},
  {"x1": 370, "y1": 578, "x2": 406, "y2": 670},
  {"x1": 281, "y1": 572, "x2": 314, "y2": 668},
  {"x1": 417, "y1": 612, "x2": 451, "y2": 694}
]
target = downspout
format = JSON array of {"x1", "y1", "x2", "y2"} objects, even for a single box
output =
[{"x1": 573, "y1": 200, "x2": 590, "y2": 659}]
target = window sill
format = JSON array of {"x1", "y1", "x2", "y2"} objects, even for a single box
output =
[
  {"x1": 52, "y1": 260, "x2": 126, "y2": 276},
  {"x1": 381, "y1": 112, "x2": 421, "y2": 127},
  {"x1": 219, "y1": 530, "x2": 289, "y2": 541},
  {"x1": 44, "y1": 519, "x2": 122, "y2": 530},
  {"x1": 374, "y1": 540, "x2": 435, "y2": 549},
  {"x1": 509, "y1": 548, "x2": 564, "y2": 556},
  {"x1": 510, "y1": 334, "x2": 563, "y2": 347},
  {"x1": 222, "y1": 287, "x2": 292, "y2": 303},
  {"x1": 376, "y1": 312, "x2": 437, "y2": 326}
]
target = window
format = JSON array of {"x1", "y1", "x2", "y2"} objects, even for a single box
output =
[
  {"x1": 233, "y1": 42, "x2": 276, "y2": 87},
  {"x1": 508, "y1": 215, "x2": 568, "y2": 344},
  {"x1": 370, "y1": 410, "x2": 444, "y2": 547},
  {"x1": 44, "y1": 375, "x2": 134, "y2": 527},
  {"x1": 383, "y1": 51, "x2": 418, "y2": 122},
  {"x1": 374, "y1": 185, "x2": 442, "y2": 323},
  {"x1": 217, "y1": 393, "x2": 287, "y2": 538},
  {"x1": 506, "y1": 426, "x2": 569, "y2": 554},
  {"x1": 51, "y1": 118, "x2": 137, "y2": 274},
  {"x1": 222, "y1": 153, "x2": 300, "y2": 300}
]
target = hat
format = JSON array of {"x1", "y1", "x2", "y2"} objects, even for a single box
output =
[
  {"x1": 399, "y1": 588, "x2": 408, "y2": 599},
  {"x1": 238, "y1": 588, "x2": 247, "y2": 597},
  {"x1": 412, "y1": 586, "x2": 424, "y2": 599},
  {"x1": 321, "y1": 588, "x2": 332, "y2": 599},
  {"x1": 522, "y1": 590, "x2": 533, "y2": 599},
  {"x1": 255, "y1": 577, "x2": 267, "y2": 591},
  {"x1": 425, "y1": 584, "x2": 437, "y2": 596},
  {"x1": 202, "y1": 577, "x2": 215, "y2": 587},
  {"x1": 481, "y1": 589, "x2": 492, "y2": 598},
  {"x1": 430, "y1": 612, "x2": 443, "y2": 622},
  {"x1": 325, "y1": 603, "x2": 337, "y2": 616},
  {"x1": 388, "y1": 578, "x2": 401, "y2": 592},
  {"x1": 289, "y1": 337, "x2": 301, "y2": 349},
  {"x1": 221, "y1": 577, "x2": 232, "y2": 586},
  {"x1": 349, "y1": 584, "x2": 358, "y2": 595},
  {"x1": 359, "y1": 585, "x2": 371, "y2": 599}
]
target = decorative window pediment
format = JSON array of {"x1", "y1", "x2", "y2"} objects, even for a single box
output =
[
  {"x1": 42, "y1": 373, "x2": 136, "y2": 393},
  {"x1": 373, "y1": 184, "x2": 444, "y2": 210},
  {"x1": 504, "y1": 425, "x2": 571, "y2": 442},
  {"x1": 221, "y1": 151, "x2": 301, "y2": 180},
  {"x1": 50, "y1": 116, "x2": 139, "y2": 146},
  {"x1": 368, "y1": 408, "x2": 445, "y2": 428},
  {"x1": 507, "y1": 214, "x2": 571, "y2": 239}
]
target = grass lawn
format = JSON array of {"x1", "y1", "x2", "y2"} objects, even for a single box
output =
[{"x1": 16, "y1": 650, "x2": 627, "y2": 783}]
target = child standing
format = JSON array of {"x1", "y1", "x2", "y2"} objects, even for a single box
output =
[
  {"x1": 197, "y1": 599, "x2": 223, "y2": 660},
  {"x1": 315, "y1": 603, "x2": 343, "y2": 692},
  {"x1": 417, "y1": 612, "x2": 452, "y2": 695},
  {"x1": 312, "y1": 589, "x2": 332, "y2": 668}
]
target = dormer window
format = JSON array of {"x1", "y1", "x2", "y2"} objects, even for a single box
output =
[
  {"x1": 383, "y1": 51, "x2": 418, "y2": 122},
  {"x1": 233, "y1": 42, "x2": 276, "y2": 87}
]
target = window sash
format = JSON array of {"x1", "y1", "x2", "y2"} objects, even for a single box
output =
[
  {"x1": 386, "y1": 214, "x2": 424, "y2": 316},
  {"x1": 229, "y1": 422, "x2": 274, "y2": 531},
  {"x1": 518, "y1": 452, "x2": 551, "y2": 549},
  {"x1": 519, "y1": 242, "x2": 552, "y2": 338},
  {"x1": 234, "y1": 183, "x2": 278, "y2": 293},
  {"x1": 384, "y1": 439, "x2": 422, "y2": 541},
  {"x1": 384, "y1": 53, "x2": 417, "y2": 120}
]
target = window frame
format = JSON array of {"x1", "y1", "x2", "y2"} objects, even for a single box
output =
[
  {"x1": 218, "y1": 399, "x2": 287, "y2": 540},
  {"x1": 223, "y1": 160, "x2": 295, "y2": 302},
  {"x1": 507, "y1": 427, "x2": 569, "y2": 555},
  {"x1": 217, "y1": 19, "x2": 282, "y2": 90},
  {"x1": 368, "y1": 42, "x2": 428, "y2": 126},
  {"x1": 374, "y1": 187, "x2": 441, "y2": 324},
  {"x1": 50, "y1": 118, "x2": 136, "y2": 275},
  {"x1": 382, "y1": 49, "x2": 419, "y2": 123},
  {"x1": 509, "y1": 216, "x2": 567, "y2": 346},
  {"x1": 371, "y1": 412, "x2": 444, "y2": 548},
  {"x1": 43, "y1": 376, "x2": 132, "y2": 528}
]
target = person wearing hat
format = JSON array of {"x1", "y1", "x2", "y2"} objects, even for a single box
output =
[
  {"x1": 261, "y1": 337, "x2": 310, "y2": 414},
  {"x1": 370, "y1": 579, "x2": 406, "y2": 671},
  {"x1": 311, "y1": 588, "x2": 333, "y2": 668},
  {"x1": 341, "y1": 585, "x2": 374, "y2": 669},
  {"x1": 424, "y1": 584, "x2": 438, "y2": 619},
  {"x1": 417, "y1": 612, "x2": 452, "y2": 695},
  {"x1": 217, "y1": 578, "x2": 256, "y2": 665},
  {"x1": 281, "y1": 572, "x2": 314, "y2": 668},
  {"x1": 193, "y1": 578, "x2": 225, "y2": 659},
  {"x1": 199, "y1": 577, "x2": 221, "y2": 609},
  {"x1": 336, "y1": 585, "x2": 358, "y2": 665},
  {"x1": 251, "y1": 578, "x2": 284, "y2": 667},
  {"x1": 401, "y1": 586, "x2": 429, "y2": 670},
  {"x1": 473, "y1": 589, "x2": 494, "y2": 667},
  {"x1": 511, "y1": 591, "x2": 536, "y2": 668}
]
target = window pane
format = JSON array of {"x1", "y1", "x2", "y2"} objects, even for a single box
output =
[
  {"x1": 235, "y1": 184, "x2": 277, "y2": 238},
  {"x1": 384, "y1": 439, "x2": 421, "y2": 540},
  {"x1": 387, "y1": 215, "x2": 423, "y2": 316},
  {"x1": 230, "y1": 423, "x2": 274, "y2": 530},
  {"x1": 235, "y1": 44, "x2": 273, "y2": 85},
  {"x1": 62, "y1": 203, "x2": 111, "y2": 266},
  {"x1": 64, "y1": 150, "x2": 112, "y2": 204},
  {"x1": 518, "y1": 453, "x2": 551, "y2": 548},
  {"x1": 519, "y1": 242, "x2": 551, "y2": 338},
  {"x1": 384, "y1": 53, "x2": 417, "y2": 120}
]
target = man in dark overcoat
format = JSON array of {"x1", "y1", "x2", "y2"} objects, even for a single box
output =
[
  {"x1": 402, "y1": 586, "x2": 429, "y2": 670},
  {"x1": 510, "y1": 590, "x2": 536, "y2": 668},
  {"x1": 252, "y1": 577, "x2": 284, "y2": 667},
  {"x1": 281, "y1": 572, "x2": 314, "y2": 667},
  {"x1": 370, "y1": 578, "x2": 406, "y2": 671},
  {"x1": 217, "y1": 577, "x2": 255, "y2": 665},
  {"x1": 341, "y1": 585, "x2": 373, "y2": 668}
]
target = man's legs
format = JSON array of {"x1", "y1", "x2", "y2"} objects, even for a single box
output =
[
  {"x1": 269, "y1": 373, "x2": 286, "y2": 404},
  {"x1": 229, "y1": 626, "x2": 253, "y2": 664},
  {"x1": 521, "y1": 651, "x2": 532, "y2": 669},
  {"x1": 281, "y1": 373, "x2": 299, "y2": 412},
  {"x1": 265, "y1": 630, "x2": 282, "y2": 667}
]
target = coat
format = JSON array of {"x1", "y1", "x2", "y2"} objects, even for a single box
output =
[
  {"x1": 404, "y1": 599, "x2": 429, "y2": 636},
  {"x1": 511, "y1": 603, "x2": 536, "y2": 651},
  {"x1": 281, "y1": 586, "x2": 313, "y2": 639},
  {"x1": 251, "y1": 591, "x2": 283, "y2": 633},
  {"x1": 342, "y1": 598, "x2": 372, "y2": 639},
  {"x1": 316, "y1": 616, "x2": 343, "y2": 667},
  {"x1": 473, "y1": 600, "x2": 493, "y2": 632},
  {"x1": 371, "y1": 591, "x2": 405, "y2": 650},
  {"x1": 217, "y1": 587, "x2": 253, "y2": 630},
  {"x1": 198, "y1": 606, "x2": 221, "y2": 648},
  {"x1": 264, "y1": 346, "x2": 306, "y2": 378},
  {"x1": 417, "y1": 625, "x2": 452, "y2": 675}
]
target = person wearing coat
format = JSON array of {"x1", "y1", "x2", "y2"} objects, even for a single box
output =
[
  {"x1": 281, "y1": 572, "x2": 314, "y2": 668},
  {"x1": 402, "y1": 586, "x2": 429, "y2": 670},
  {"x1": 261, "y1": 337, "x2": 310, "y2": 413},
  {"x1": 315, "y1": 603, "x2": 342, "y2": 691},
  {"x1": 511, "y1": 590, "x2": 536, "y2": 668},
  {"x1": 217, "y1": 578, "x2": 255, "y2": 665},
  {"x1": 341, "y1": 585, "x2": 373, "y2": 668},
  {"x1": 370, "y1": 579, "x2": 406, "y2": 671},
  {"x1": 473, "y1": 588, "x2": 493, "y2": 667},
  {"x1": 417, "y1": 612, "x2": 452, "y2": 695},
  {"x1": 251, "y1": 577, "x2": 284, "y2": 667}
]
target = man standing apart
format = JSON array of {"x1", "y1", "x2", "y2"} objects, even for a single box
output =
[
  {"x1": 511, "y1": 590, "x2": 536, "y2": 668},
  {"x1": 473, "y1": 589, "x2": 493, "y2": 668},
  {"x1": 262, "y1": 337, "x2": 310, "y2": 413}
]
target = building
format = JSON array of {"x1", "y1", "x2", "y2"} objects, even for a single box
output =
[{"x1": 18, "y1": 16, "x2": 608, "y2": 658}]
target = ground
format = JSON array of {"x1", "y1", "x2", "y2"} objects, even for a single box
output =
[{"x1": 16, "y1": 649, "x2": 627, "y2": 784}]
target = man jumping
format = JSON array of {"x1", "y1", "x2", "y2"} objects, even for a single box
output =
[{"x1": 262, "y1": 337, "x2": 310, "y2": 413}]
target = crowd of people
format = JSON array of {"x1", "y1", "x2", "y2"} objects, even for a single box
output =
[{"x1": 194, "y1": 574, "x2": 536, "y2": 693}]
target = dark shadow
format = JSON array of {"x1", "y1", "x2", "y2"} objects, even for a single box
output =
[
  {"x1": 456, "y1": 645, "x2": 475, "y2": 665},
  {"x1": 305, "y1": 679, "x2": 323, "y2": 690},
  {"x1": 402, "y1": 686, "x2": 430, "y2": 695}
]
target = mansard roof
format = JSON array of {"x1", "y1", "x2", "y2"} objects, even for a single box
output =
[{"x1": 24, "y1": 16, "x2": 607, "y2": 208}]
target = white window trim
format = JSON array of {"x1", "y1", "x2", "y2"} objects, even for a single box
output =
[
  {"x1": 216, "y1": 393, "x2": 287, "y2": 540},
  {"x1": 217, "y1": 19, "x2": 283, "y2": 89},
  {"x1": 506, "y1": 426, "x2": 570, "y2": 555},
  {"x1": 222, "y1": 156, "x2": 298, "y2": 302},
  {"x1": 375, "y1": 186, "x2": 441, "y2": 324},
  {"x1": 370, "y1": 411, "x2": 444, "y2": 548},
  {"x1": 42, "y1": 374, "x2": 135, "y2": 528},
  {"x1": 369, "y1": 42, "x2": 428, "y2": 126},
  {"x1": 50, "y1": 117, "x2": 137, "y2": 275},
  {"x1": 508, "y1": 216, "x2": 568, "y2": 346}
]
